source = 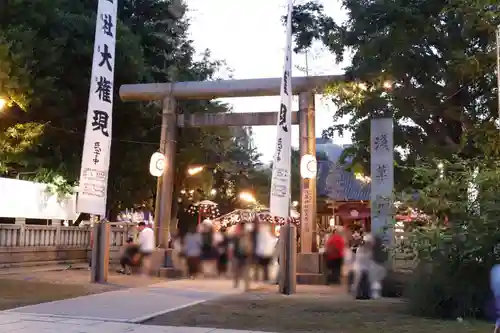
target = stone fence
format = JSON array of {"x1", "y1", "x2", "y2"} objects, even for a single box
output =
[
  {"x1": 0, "y1": 224, "x2": 130, "y2": 267},
  {"x1": 0, "y1": 224, "x2": 415, "y2": 271}
]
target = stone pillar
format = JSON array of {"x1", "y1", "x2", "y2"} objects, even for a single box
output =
[
  {"x1": 278, "y1": 223, "x2": 297, "y2": 294},
  {"x1": 370, "y1": 118, "x2": 394, "y2": 244},
  {"x1": 155, "y1": 96, "x2": 177, "y2": 248},
  {"x1": 298, "y1": 91, "x2": 316, "y2": 253},
  {"x1": 153, "y1": 134, "x2": 165, "y2": 245},
  {"x1": 15, "y1": 218, "x2": 25, "y2": 224}
]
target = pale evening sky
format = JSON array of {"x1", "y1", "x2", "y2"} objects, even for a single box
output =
[{"x1": 185, "y1": 0, "x2": 351, "y2": 163}]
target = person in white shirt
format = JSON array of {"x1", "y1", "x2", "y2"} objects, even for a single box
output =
[
  {"x1": 137, "y1": 222, "x2": 155, "y2": 276},
  {"x1": 255, "y1": 223, "x2": 276, "y2": 282}
]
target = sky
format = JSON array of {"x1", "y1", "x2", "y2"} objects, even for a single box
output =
[{"x1": 185, "y1": 0, "x2": 351, "y2": 163}]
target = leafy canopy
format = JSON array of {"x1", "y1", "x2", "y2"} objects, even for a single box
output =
[
  {"x1": 290, "y1": 0, "x2": 500, "y2": 187},
  {"x1": 0, "y1": 0, "x2": 267, "y2": 218}
]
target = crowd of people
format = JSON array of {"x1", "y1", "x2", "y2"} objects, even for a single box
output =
[
  {"x1": 113, "y1": 218, "x2": 388, "y2": 299},
  {"x1": 172, "y1": 218, "x2": 278, "y2": 290},
  {"x1": 323, "y1": 225, "x2": 388, "y2": 299}
]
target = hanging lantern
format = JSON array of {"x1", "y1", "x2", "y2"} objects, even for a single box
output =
[
  {"x1": 300, "y1": 154, "x2": 317, "y2": 179},
  {"x1": 149, "y1": 152, "x2": 165, "y2": 177}
]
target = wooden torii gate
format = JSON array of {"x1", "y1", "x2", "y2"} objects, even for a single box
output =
[{"x1": 119, "y1": 74, "x2": 343, "y2": 268}]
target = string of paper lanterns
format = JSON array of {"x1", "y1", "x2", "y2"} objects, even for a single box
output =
[{"x1": 214, "y1": 209, "x2": 299, "y2": 228}]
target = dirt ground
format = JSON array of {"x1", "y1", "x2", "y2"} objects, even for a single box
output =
[
  {"x1": 0, "y1": 268, "x2": 165, "y2": 310},
  {"x1": 144, "y1": 285, "x2": 491, "y2": 333}
]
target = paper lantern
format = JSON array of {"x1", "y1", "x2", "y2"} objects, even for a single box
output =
[
  {"x1": 149, "y1": 152, "x2": 165, "y2": 177},
  {"x1": 300, "y1": 154, "x2": 317, "y2": 179}
]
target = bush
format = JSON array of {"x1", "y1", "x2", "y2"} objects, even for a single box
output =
[
  {"x1": 406, "y1": 260, "x2": 491, "y2": 318},
  {"x1": 401, "y1": 159, "x2": 500, "y2": 319},
  {"x1": 382, "y1": 270, "x2": 409, "y2": 298}
]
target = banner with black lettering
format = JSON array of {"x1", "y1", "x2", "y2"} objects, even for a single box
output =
[
  {"x1": 77, "y1": 0, "x2": 118, "y2": 215},
  {"x1": 270, "y1": 0, "x2": 293, "y2": 218}
]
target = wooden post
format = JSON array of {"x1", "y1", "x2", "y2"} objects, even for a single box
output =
[
  {"x1": 157, "y1": 96, "x2": 177, "y2": 248},
  {"x1": 91, "y1": 221, "x2": 110, "y2": 283},
  {"x1": 299, "y1": 91, "x2": 316, "y2": 253}
]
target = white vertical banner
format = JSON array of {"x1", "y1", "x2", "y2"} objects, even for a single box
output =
[
  {"x1": 77, "y1": 0, "x2": 118, "y2": 216},
  {"x1": 370, "y1": 118, "x2": 394, "y2": 244},
  {"x1": 270, "y1": 0, "x2": 293, "y2": 218}
]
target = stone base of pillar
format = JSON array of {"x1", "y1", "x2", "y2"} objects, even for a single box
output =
[{"x1": 296, "y1": 253, "x2": 321, "y2": 274}]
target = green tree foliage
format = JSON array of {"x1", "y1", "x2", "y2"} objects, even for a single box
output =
[
  {"x1": 0, "y1": 0, "x2": 265, "y2": 219},
  {"x1": 290, "y1": 0, "x2": 500, "y2": 187},
  {"x1": 176, "y1": 126, "x2": 268, "y2": 215},
  {"x1": 399, "y1": 158, "x2": 500, "y2": 318}
]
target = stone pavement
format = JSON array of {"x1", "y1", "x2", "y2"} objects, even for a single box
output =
[
  {"x1": 0, "y1": 312, "x2": 272, "y2": 332},
  {"x1": 0, "y1": 279, "x2": 273, "y2": 332},
  {"x1": 6, "y1": 279, "x2": 239, "y2": 322}
]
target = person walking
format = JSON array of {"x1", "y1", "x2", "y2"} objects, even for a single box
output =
[
  {"x1": 171, "y1": 231, "x2": 186, "y2": 275},
  {"x1": 351, "y1": 234, "x2": 373, "y2": 299},
  {"x1": 491, "y1": 264, "x2": 500, "y2": 333},
  {"x1": 231, "y1": 222, "x2": 253, "y2": 291},
  {"x1": 183, "y1": 226, "x2": 202, "y2": 278},
  {"x1": 216, "y1": 227, "x2": 229, "y2": 276},
  {"x1": 369, "y1": 235, "x2": 388, "y2": 298},
  {"x1": 255, "y1": 223, "x2": 276, "y2": 282},
  {"x1": 200, "y1": 219, "x2": 217, "y2": 276},
  {"x1": 325, "y1": 226, "x2": 345, "y2": 284}
]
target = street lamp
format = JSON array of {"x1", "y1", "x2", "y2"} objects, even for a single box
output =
[
  {"x1": 238, "y1": 191, "x2": 256, "y2": 203},
  {"x1": 437, "y1": 162, "x2": 444, "y2": 179},
  {"x1": 187, "y1": 166, "x2": 204, "y2": 176},
  {"x1": 0, "y1": 98, "x2": 7, "y2": 111}
]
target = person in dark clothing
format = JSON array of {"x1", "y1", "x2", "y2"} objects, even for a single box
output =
[
  {"x1": 250, "y1": 216, "x2": 260, "y2": 280},
  {"x1": 117, "y1": 237, "x2": 140, "y2": 275},
  {"x1": 231, "y1": 222, "x2": 253, "y2": 290},
  {"x1": 216, "y1": 227, "x2": 229, "y2": 276},
  {"x1": 200, "y1": 220, "x2": 217, "y2": 276}
]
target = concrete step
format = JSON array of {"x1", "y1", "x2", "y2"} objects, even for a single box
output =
[
  {"x1": 0, "y1": 259, "x2": 87, "y2": 269},
  {"x1": 0, "y1": 262, "x2": 89, "y2": 275},
  {"x1": 158, "y1": 267, "x2": 184, "y2": 279},
  {"x1": 296, "y1": 273, "x2": 326, "y2": 285}
]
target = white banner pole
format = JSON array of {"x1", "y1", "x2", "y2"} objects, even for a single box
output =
[
  {"x1": 77, "y1": 0, "x2": 118, "y2": 216},
  {"x1": 270, "y1": 0, "x2": 293, "y2": 219}
]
